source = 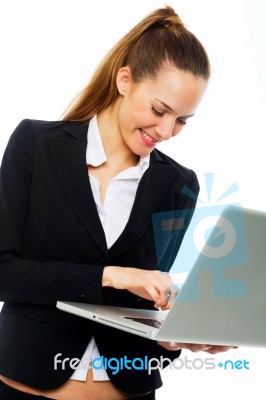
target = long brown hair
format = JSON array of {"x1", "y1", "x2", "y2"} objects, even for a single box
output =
[{"x1": 62, "y1": 5, "x2": 210, "y2": 122}]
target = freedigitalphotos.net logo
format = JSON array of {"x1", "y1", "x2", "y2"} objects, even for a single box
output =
[
  {"x1": 54, "y1": 353, "x2": 250, "y2": 375},
  {"x1": 152, "y1": 173, "x2": 248, "y2": 300}
]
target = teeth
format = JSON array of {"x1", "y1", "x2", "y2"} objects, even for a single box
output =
[{"x1": 141, "y1": 129, "x2": 158, "y2": 142}]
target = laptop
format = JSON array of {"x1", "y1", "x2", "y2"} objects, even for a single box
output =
[{"x1": 57, "y1": 204, "x2": 266, "y2": 348}]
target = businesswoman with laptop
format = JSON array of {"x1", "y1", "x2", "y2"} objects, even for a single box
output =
[{"x1": 0, "y1": 6, "x2": 234, "y2": 400}]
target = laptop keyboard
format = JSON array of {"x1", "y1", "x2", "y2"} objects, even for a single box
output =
[{"x1": 124, "y1": 317, "x2": 163, "y2": 329}]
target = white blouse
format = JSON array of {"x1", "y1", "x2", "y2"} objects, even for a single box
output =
[{"x1": 70, "y1": 115, "x2": 150, "y2": 381}]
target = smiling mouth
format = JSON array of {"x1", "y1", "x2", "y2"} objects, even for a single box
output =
[{"x1": 140, "y1": 129, "x2": 161, "y2": 144}]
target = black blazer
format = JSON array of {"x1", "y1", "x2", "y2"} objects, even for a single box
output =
[{"x1": 0, "y1": 119, "x2": 199, "y2": 394}]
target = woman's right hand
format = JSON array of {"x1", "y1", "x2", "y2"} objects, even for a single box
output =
[{"x1": 102, "y1": 266, "x2": 178, "y2": 310}]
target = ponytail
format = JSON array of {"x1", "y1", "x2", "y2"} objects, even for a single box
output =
[{"x1": 62, "y1": 5, "x2": 210, "y2": 122}]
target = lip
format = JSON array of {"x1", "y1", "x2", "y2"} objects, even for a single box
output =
[{"x1": 139, "y1": 129, "x2": 160, "y2": 147}]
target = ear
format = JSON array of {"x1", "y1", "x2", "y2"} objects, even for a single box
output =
[{"x1": 116, "y1": 66, "x2": 132, "y2": 95}]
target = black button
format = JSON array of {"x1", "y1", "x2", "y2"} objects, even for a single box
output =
[{"x1": 79, "y1": 294, "x2": 88, "y2": 303}]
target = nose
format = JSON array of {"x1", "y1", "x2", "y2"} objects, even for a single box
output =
[{"x1": 155, "y1": 117, "x2": 176, "y2": 141}]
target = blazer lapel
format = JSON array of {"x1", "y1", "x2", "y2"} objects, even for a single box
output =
[
  {"x1": 109, "y1": 150, "x2": 179, "y2": 259},
  {"x1": 47, "y1": 121, "x2": 108, "y2": 257}
]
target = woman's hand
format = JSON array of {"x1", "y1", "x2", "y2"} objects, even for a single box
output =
[
  {"x1": 157, "y1": 341, "x2": 238, "y2": 353},
  {"x1": 102, "y1": 266, "x2": 178, "y2": 310}
]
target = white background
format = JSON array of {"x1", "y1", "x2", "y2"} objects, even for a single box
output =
[{"x1": 0, "y1": 0, "x2": 265, "y2": 398}]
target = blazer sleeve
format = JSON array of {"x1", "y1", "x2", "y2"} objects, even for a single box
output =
[
  {"x1": 0, "y1": 120, "x2": 105, "y2": 306},
  {"x1": 138, "y1": 167, "x2": 199, "y2": 310},
  {"x1": 158, "y1": 168, "x2": 200, "y2": 273}
]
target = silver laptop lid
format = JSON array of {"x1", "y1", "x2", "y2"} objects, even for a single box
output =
[{"x1": 155, "y1": 205, "x2": 266, "y2": 347}]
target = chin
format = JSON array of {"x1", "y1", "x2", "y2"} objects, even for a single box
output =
[{"x1": 133, "y1": 147, "x2": 153, "y2": 157}]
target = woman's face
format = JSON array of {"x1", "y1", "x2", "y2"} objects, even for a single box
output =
[{"x1": 116, "y1": 64, "x2": 208, "y2": 157}]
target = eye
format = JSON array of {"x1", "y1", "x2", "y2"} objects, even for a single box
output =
[
  {"x1": 176, "y1": 118, "x2": 187, "y2": 126},
  {"x1": 151, "y1": 106, "x2": 164, "y2": 117},
  {"x1": 152, "y1": 105, "x2": 188, "y2": 126}
]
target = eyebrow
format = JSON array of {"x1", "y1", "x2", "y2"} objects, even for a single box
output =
[{"x1": 154, "y1": 98, "x2": 195, "y2": 118}]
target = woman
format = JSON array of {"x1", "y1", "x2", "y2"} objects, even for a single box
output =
[{"x1": 0, "y1": 5, "x2": 235, "y2": 400}]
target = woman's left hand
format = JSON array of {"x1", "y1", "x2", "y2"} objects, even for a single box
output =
[{"x1": 157, "y1": 341, "x2": 238, "y2": 354}]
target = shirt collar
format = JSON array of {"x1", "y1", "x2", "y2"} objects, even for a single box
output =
[
  {"x1": 86, "y1": 115, "x2": 107, "y2": 167},
  {"x1": 86, "y1": 115, "x2": 150, "y2": 178}
]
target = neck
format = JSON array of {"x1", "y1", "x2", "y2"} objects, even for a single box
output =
[{"x1": 97, "y1": 99, "x2": 139, "y2": 166}]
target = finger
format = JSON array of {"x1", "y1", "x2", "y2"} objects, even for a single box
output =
[
  {"x1": 174, "y1": 343, "x2": 212, "y2": 352},
  {"x1": 150, "y1": 272, "x2": 177, "y2": 309},
  {"x1": 169, "y1": 341, "x2": 183, "y2": 350},
  {"x1": 146, "y1": 285, "x2": 163, "y2": 306},
  {"x1": 167, "y1": 342, "x2": 182, "y2": 350},
  {"x1": 206, "y1": 345, "x2": 236, "y2": 354},
  {"x1": 157, "y1": 341, "x2": 182, "y2": 351},
  {"x1": 160, "y1": 284, "x2": 179, "y2": 310},
  {"x1": 153, "y1": 283, "x2": 168, "y2": 308},
  {"x1": 189, "y1": 344, "x2": 212, "y2": 352}
]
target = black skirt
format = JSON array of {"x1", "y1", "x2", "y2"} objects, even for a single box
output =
[{"x1": 0, "y1": 380, "x2": 156, "y2": 399}]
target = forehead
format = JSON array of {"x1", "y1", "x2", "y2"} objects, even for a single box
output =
[
  {"x1": 142, "y1": 65, "x2": 204, "y2": 92},
  {"x1": 135, "y1": 66, "x2": 208, "y2": 114}
]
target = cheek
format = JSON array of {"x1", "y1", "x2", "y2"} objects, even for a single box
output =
[
  {"x1": 117, "y1": 100, "x2": 131, "y2": 129},
  {"x1": 120, "y1": 105, "x2": 147, "y2": 130},
  {"x1": 131, "y1": 106, "x2": 156, "y2": 129},
  {"x1": 118, "y1": 93, "x2": 155, "y2": 130},
  {"x1": 172, "y1": 125, "x2": 184, "y2": 137}
]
